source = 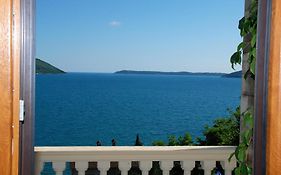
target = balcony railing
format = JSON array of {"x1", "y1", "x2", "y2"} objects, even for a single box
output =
[{"x1": 35, "y1": 146, "x2": 236, "y2": 175}]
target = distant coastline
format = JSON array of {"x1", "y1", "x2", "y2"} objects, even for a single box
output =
[
  {"x1": 222, "y1": 71, "x2": 242, "y2": 78},
  {"x1": 115, "y1": 70, "x2": 243, "y2": 78},
  {"x1": 34, "y1": 60, "x2": 241, "y2": 78},
  {"x1": 36, "y1": 58, "x2": 65, "y2": 74},
  {"x1": 115, "y1": 70, "x2": 226, "y2": 76}
]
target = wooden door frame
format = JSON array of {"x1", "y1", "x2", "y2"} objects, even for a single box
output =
[{"x1": 0, "y1": 0, "x2": 21, "y2": 175}]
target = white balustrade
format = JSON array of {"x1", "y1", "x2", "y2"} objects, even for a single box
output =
[
  {"x1": 222, "y1": 159, "x2": 237, "y2": 175},
  {"x1": 139, "y1": 161, "x2": 152, "y2": 175},
  {"x1": 160, "y1": 161, "x2": 173, "y2": 175},
  {"x1": 181, "y1": 160, "x2": 194, "y2": 175},
  {"x1": 202, "y1": 160, "x2": 216, "y2": 175},
  {"x1": 34, "y1": 146, "x2": 237, "y2": 175},
  {"x1": 76, "y1": 161, "x2": 88, "y2": 175},
  {"x1": 97, "y1": 161, "x2": 110, "y2": 175},
  {"x1": 53, "y1": 161, "x2": 65, "y2": 175},
  {"x1": 119, "y1": 161, "x2": 131, "y2": 175}
]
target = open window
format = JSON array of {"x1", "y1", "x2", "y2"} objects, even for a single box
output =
[{"x1": 13, "y1": 0, "x2": 281, "y2": 175}]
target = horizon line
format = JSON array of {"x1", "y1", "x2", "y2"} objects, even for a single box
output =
[{"x1": 60, "y1": 70, "x2": 242, "y2": 74}]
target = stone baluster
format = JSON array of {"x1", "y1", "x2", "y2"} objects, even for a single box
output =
[
  {"x1": 119, "y1": 161, "x2": 131, "y2": 175},
  {"x1": 76, "y1": 161, "x2": 88, "y2": 175},
  {"x1": 97, "y1": 161, "x2": 110, "y2": 175},
  {"x1": 139, "y1": 161, "x2": 152, "y2": 175},
  {"x1": 34, "y1": 160, "x2": 44, "y2": 175},
  {"x1": 202, "y1": 160, "x2": 215, "y2": 175},
  {"x1": 160, "y1": 161, "x2": 173, "y2": 175},
  {"x1": 222, "y1": 160, "x2": 236, "y2": 175},
  {"x1": 53, "y1": 161, "x2": 65, "y2": 175},
  {"x1": 181, "y1": 160, "x2": 194, "y2": 175}
]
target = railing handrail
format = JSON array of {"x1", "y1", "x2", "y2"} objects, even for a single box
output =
[
  {"x1": 35, "y1": 146, "x2": 236, "y2": 161},
  {"x1": 35, "y1": 146, "x2": 236, "y2": 152}
]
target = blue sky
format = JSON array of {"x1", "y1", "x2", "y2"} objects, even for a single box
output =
[{"x1": 36, "y1": 0, "x2": 244, "y2": 73}]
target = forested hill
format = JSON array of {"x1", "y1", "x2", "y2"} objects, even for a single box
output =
[
  {"x1": 115, "y1": 70, "x2": 225, "y2": 76},
  {"x1": 222, "y1": 71, "x2": 242, "y2": 78},
  {"x1": 36, "y1": 58, "x2": 65, "y2": 74}
]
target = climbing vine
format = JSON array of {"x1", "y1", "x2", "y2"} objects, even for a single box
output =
[
  {"x1": 229, "y1": 110, "x2": 254, "y2": 175},
  {"x1": 229, "y1": 0, "x2": 257, "y2": 174},
  {"x1": 231, "y1": 0, "x2": 258, "y2": 79}
]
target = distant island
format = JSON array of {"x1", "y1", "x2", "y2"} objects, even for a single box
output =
[
  {"x1": 36, "y1": 58, "x2": 65, "y2": 74},
  {"x1": 115, "y1": 70, "x2": 226, "y2": 76},
  {"x1": 115, "y1": 70, "x2": 243, "y2": 78},
  {"x1": 222, "y1": 71, "x2": 242, "y2": 78}
]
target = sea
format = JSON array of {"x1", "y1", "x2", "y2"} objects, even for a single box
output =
[{"x1": 35, "y1": 73, "x2": 241, "y2": 146}]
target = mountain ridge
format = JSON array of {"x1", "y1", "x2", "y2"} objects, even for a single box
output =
[
  {"x1": 36, "y1": 58, "x2": 65, "y2": 74},
  {"x1": 222, "y1": 70, "x2": 242, "y2": 78},
  {"x1": 115, "y1": 70, "x2": 226, "y2": 76}
]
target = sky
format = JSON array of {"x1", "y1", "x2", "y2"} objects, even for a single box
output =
[{"x1": 36, "y1": 0, "x2": 244, "y2": 73}]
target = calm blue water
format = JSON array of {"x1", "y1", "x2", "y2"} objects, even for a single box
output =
[{"x1": 35, "y1": 73, "x2": 241, "y2": 146}]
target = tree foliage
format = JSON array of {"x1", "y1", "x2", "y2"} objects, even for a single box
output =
[
  {"x1": 152, "y1": 132, "x2": 193, "y2": 146},
  {"x1": 197, "y1": 107, "x2": 240, "y2": 146},
  {"x1": 152, "y1": 140, "x2": 165, "y2": 146},
  {"x1": 135, "y1": 134, "x2": 143, "y2": 146},
  {"x1": 152, "y1": 108, "x2": 240, "y2": 147}
]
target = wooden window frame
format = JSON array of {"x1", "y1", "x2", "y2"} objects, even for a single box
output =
[
  {"x1": 254, "y1": 0, "x2": 281, "y2": 174},
  {"x1": 16, "y1": 0, "x2": 281, "y2": 174},
  {"x1": 20, "y1": 0, "x2": 36, "y2": 175}
]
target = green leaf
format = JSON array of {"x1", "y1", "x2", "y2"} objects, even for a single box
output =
[
  {"x1": 237, "y1": 42, "x2": 245, "y2": 52},
  {"x1": 230, "y1": 51, "x2": 242, "y2": 69},
  {"x1": 243, "y1": 69, "x2": 250, "y2": 79},
  {"x1": 247, "y1": 167, "x2": 253, "y2": 175},
  {"x1": 243, "y1": 19, "x2": 251, "y2": 34},
  {"x1": 241, "y1": 163, "x2": 248, "y2": 175},
  {"x1": 243, "y1": 112, "x2": 254, "y2": 127},
  {"x1": 250, "y1": 56, "x2": 256, "y2": 75},
  {"x1": 252, "y1": 48, "x2": 257, "y2": 58},
  {"x1": 236, "y1": 146, "x2": 246, "y2": 162},
  {"x1": 241, "y1": 129, "x2": 253, "y2": 146},
  {"x1": 244, "y1": 130, "x2": 252, "y2": 145},
  {"x1": 241, "y1": 131, "x2": 248, "y2": 145},
  {"x1": 238, "y1": 17, "x2": 245, "y2": 36},
  {"x1": 234, "y1": 167, "x2": 241, "y2": 175},
  {"x1": 251, "y1": 34, "x2": 256, "y2": 47},
  {"x1": 248, "y1": 130, "x2": 253, "y2": 145}
]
